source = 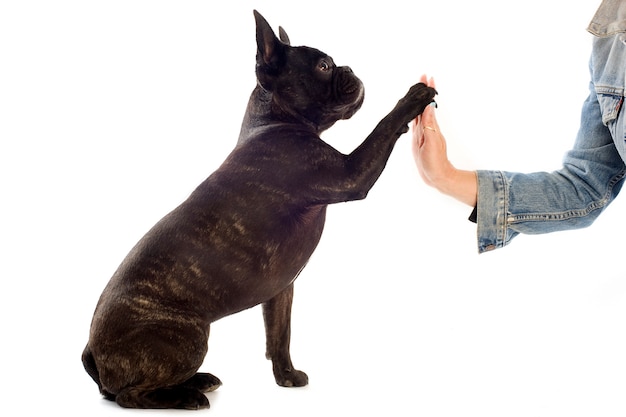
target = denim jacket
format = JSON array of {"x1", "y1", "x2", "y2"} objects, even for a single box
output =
[{"x1": 475, "y1": 0, "x2": 626, "y2": 253}]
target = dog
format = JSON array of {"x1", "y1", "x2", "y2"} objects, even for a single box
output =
[{"x1": 82, "y1": 10, "x2": 436, "y2": 410}]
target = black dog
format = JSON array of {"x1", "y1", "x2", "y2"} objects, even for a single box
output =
[{"x1": 82, "y1": 10, "x2": 436, "y2": 410}]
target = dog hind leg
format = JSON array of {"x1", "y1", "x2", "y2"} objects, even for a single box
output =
[
  {"x1": 81, "y1": 345, "x2": 116, "y2": 401},
  {"x1": 182, "y1": 372, "x2": 222, "y2": 393},
  {"x1": 115, "y1": 385, "x2": 210, "y2": 410}
]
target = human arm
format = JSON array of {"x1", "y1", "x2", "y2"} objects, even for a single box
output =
[{"x1": 411, "y1": 76, "x2": 626, "y2": 253}]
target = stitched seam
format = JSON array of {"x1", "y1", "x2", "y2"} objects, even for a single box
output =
[{"x1": 507, "y1": 168, "x2": 626, "y2": 223}]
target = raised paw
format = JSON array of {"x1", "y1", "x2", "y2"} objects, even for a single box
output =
[
  {"x1": 396, "y1": 82, "x2": 438, "y2": 125},
  {"x1": 406, "y1": 82, "x2": 438, "y2": 103}
]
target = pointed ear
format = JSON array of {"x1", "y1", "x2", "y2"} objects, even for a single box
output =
[
  {"x1": 253, "y1": 10, "x2": 285, "y2": 68},
  {"x1": 278, "y1": 26, "x2": 291, "y2": 45}
]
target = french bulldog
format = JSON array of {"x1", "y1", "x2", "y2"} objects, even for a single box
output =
[{"x1": 82, "y1": 10, "x2": 436, "y2": 410}]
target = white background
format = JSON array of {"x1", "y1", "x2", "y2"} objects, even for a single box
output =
[{"x1": 2, "y1": 1, "x2": 625, "y2": 416}]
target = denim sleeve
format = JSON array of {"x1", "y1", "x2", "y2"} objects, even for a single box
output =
[
  {"x1": 473, "y1": 2, "x2": 626, "y2": 253},
  {"x1": 475, "y1": 86, "x2": 626, "y2": 254}
]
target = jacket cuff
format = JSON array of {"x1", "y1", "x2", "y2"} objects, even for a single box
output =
[{"x1": 475, "y1": 170, "x2": 516, "y2": 253}]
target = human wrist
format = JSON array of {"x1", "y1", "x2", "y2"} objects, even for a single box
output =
[{"x1": 435, "y1": 167, "x2": 478, "y2": 207}]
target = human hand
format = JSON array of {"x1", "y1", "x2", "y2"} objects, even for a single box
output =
[
  {"x1": 411, "y1": 75, "x2": 477, "y2": 207},
  {"x1": 411, "y1": 76, "x2": 446, "y2": 188}
]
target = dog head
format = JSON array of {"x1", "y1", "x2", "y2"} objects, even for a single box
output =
[{"x1": 253, "y1": 10, "x2": 364, "y2": 132}]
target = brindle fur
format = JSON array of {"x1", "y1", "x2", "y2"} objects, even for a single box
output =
[{"x1": 82, "y1": 10, "x2": 436, "y2": 410}]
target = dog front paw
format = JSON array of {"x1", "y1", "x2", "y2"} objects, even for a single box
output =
[
  {"x1": 397, "y1": 82, "x2": 437, "y2": 123},
  {"x1": 274, "y1": 367, "x2": 309, "y2": 387}
]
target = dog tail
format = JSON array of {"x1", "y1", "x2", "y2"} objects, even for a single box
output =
[{"x1": 82, "y1": 345, "x2": 116, "y2": 401}]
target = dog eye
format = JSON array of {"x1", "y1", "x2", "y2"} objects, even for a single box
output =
[{"x1": 318, "y1": 60, "x2": 331, "y2": 72}]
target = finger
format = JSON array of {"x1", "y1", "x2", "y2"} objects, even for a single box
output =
[
  {"x1": 420, "y1": 74, "x2": 428, "y2": 84},
  {"x1": 421, "y1": 106, "x2": 434, "y2": 134},
  {"x1": 428, "y1": 76, "x2": 436, "y2": 89},
  {"x1": 421, "y1": 105, "x2": 440, "y2": 132}
]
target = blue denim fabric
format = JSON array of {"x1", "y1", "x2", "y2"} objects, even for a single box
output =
[{"x1": 475, "y1": 0, "x2": 626, "y2": 253}]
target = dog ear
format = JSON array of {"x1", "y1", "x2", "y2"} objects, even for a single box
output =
[
  {"x1": 254, "y1": 10, "x2": 285, "y2": 70},
  {"x1": 278, "y1": 27, "x2": 291, "y2": 45}
]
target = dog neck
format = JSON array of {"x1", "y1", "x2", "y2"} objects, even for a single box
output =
[{"x1": 237, "y1": 86, "x2": 320, "y2": 145}]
